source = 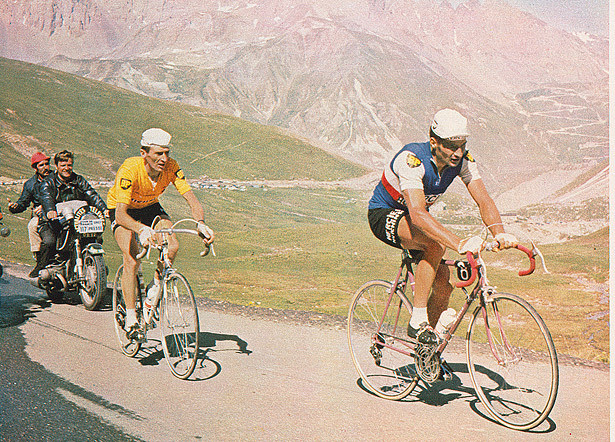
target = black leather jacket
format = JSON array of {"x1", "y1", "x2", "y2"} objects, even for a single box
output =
[
  {"x1": 39, "y1": 171, "x2": 107, "y2": 216},
  {"x1": 8, "y1": 174, "x2": 44, "y2": 214}
]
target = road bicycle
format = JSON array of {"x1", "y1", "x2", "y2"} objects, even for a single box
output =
[
  {"x1": 347, "y1": 241, "x2": 558, "y2": 430},
  {"x1": 112, "y1": 219, "x2": 211, "y2": 379}
]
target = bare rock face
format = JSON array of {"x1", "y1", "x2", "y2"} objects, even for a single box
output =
[{"x1": 0, "y1": 0, "x2": 608, "y2": 188}]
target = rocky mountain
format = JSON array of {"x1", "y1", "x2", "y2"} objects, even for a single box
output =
[{"x1": 0, "y1": 0, "x2": 608, "y2": 193}]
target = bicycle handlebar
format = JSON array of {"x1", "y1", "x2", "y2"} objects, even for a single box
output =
[
  {"x1": 514, "y1": 244, "x2": 536, "y2": 276},
  {"x1": 454, "y1": 243, "x2": 536, "y2": 288},
  {"x1": 136, "y1": 227, "x2": 214, "y2": 260}
]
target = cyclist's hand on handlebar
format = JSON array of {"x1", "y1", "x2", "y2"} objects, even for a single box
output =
[
  {"x1": 138, "y1": 225, "x2": 157, "y2": 247},
  {"x1": 197, "y1": 221, "x2": 215, "y2": 257},
  {"x1": 196, "y1": 221, "x2": 214, "y2": 245},
  {"x1": 493, "y1": 232, "x2": 518, "y2": 252},
  {"x1": 457, "y1": 235, "x2": 484, "y2": 255}
]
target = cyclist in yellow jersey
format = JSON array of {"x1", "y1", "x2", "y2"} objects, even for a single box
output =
[{"x1": 108, "y1": 128, "x2": 215, "y2": 340}]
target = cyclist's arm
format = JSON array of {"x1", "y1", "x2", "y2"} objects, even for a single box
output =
[
  {"x1": 181, "y1": 190, "x2": 205, "y2": 223},
  {"x1": 182, "y1": 190, "x2": 215, "y2": 243},
  {"x1": 466, "y1": 179, "x2": 505, "y2": 237},
  {"x1": 403, "y1": 188, "x2": 461, "y2": 251}
]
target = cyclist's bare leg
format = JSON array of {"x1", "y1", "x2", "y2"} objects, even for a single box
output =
[
  {"x1": 114, "y1": 226, "x2": 140, "y2": 310},
  {"x1": 397, "y1": 215, "x2": 448, "y2": 325},
  {"x1": 428, "y1": 264, "x2": 453, "y2": 327},
  {"x1": 152, "y1": 218, "x2": 179, "y2": 275}
]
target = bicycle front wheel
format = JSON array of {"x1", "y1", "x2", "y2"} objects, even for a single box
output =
[
  {"x1": 160, "y1": 272, "x2": 200, "y2": 379},
  {"x1": 347, "y1": 280, "x2": 418, "y2": 400},
  {"x1": 466, "y1": 292, "x2": 559, "y2": 430}
]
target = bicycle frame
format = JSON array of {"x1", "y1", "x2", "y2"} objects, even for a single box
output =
[
  {"x1": 114, "y1": 218, "x2": 208, "y2": 379},
  {"x1": 374, "y1": 244, "x2": 537, "y2": 362},
  {"x1": 140, "y1": 223, "x2": 205, "y2": 326},
  {"x1": 349, "y1": 242, "x2": 557, "y2": 429}
]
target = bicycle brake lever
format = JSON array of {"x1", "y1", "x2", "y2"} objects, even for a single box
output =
[
  {"x1": 200, "y1": 244, "x2": 216, "y2": 257},
  {"x1": 531, "y1": 240, "x2": 550, "y2": 274}
]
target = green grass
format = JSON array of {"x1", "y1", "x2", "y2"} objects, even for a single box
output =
[
  {"x1": 0, "y1": 56, "x2": 366, "y2": 181},
  {"x1": 0, "y1": 182, "x2": 608, "y2": 363},
  {"x1": 476, "y1": 227, "x2": 609, "y2": 362}
]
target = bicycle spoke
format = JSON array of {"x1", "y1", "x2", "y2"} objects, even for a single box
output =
[
  {"x1": 348, "y1": 280, "x2": 418, "y2": 400},
  {"x1": 112, "y1": 265, "x2": 141, "y2": 357},
  {"x1": 467, "y1": 293, "x2": 558, "y2": 430},
  {"x1": 160, "y1": 273, "x2": 199, "y2": 379}
]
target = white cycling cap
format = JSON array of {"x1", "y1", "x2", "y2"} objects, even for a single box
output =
[
  {"x1": 430, "y1": 109, "x2": 469, "y2": 140},
  {"x1": 141, "y1": 128, "x2": 172, "y2": 147}
]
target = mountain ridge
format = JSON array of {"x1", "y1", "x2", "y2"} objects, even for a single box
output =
[{"x1": 0, "y1": 0, "x2": 608, "y2": 194}]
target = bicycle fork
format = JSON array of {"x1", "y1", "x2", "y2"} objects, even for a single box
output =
[{"x1": 481, "y1": 295, "x2": 520, "y2": 367}]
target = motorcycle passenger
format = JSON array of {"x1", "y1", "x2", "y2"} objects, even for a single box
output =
[
  {"x1": 8, "y1": 152, "x2": 53, "y2": 277},
  {"x1": 37, "y1": 150, "x2": 108, "y2": 274},
  {"x1": 107, "y1": 128, "x2": 214, "y2": 341}
]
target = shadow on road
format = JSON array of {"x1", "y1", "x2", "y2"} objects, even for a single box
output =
[
  {"x1": 0, "y1": 274, "x2": 113, "y2": 328},
  {"x1": 135, "y1": 331, "x2": 252, "y2": 381},
  {"x1": 47, "y1": 286, "x2": 114, "y2": 311},
  {"x1": 0, "y1": 270, "x2": 144, "y2": 441},
  {"x1": 356, "y1": 361, "x2": 556, "y2": 433},
  {"x1": 0, "y1": 272, "x2": 52, "y2": 328}
]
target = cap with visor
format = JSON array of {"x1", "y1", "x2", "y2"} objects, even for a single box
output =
[
  {"x1": 141, "y1": 128, "x2": 172, "y2": 148},
  {"x1": 431, "y1": 109, "x2": 469, "y2": 141}
]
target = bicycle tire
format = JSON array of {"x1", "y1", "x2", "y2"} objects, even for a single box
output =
[
  {"x1": 466, "y1": 292, "x2": 559, "y2": 430},
  {"x1": 80, "y1": 252, "x2": 106, "y2": 311},
  {"x1": 160, "y1": 272, "x2": 200, "y2": 380},
  {"x1": 112, "y1": 265, "x2": 142, "y2": 357},
  {"x1": 347, "y1": 280, "x2": 419, "y2": 400}
]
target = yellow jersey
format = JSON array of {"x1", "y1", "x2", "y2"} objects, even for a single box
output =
[{"x1": 107, "y1": 156, "x2": 191, "y2": 210}]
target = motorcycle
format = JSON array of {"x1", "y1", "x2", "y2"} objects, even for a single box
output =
[
  {"x1": 0, "y1": 206, "x2": 10, "y2": 278},
  {"x1": 32, "y1": 200, "x2": 107, "y2": 310}
]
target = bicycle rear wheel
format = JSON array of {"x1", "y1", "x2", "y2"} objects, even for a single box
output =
[
  {"x1": 112, "y1": 265, "x2": 141, "y2": 357},
  {"x1": 160, "y1": 272, "x2": 200, "y2": 380},
  {"x1": 347, "y1": 280, "x2": 418, "y2": 400},
  {"x1": 466, "y1": 292, "x2": 558, "y2": 430}
]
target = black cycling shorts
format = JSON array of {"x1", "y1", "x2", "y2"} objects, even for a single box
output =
[
  {"x1": 109, "y1": 202, "x2": 170, "y2": 232},
  {"x1": 368, "y1": 208, "x2": 408, "y2": 249}
]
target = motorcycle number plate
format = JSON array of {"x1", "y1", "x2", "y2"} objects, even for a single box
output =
[{"x1": 77, "y1": 219, "x2": 104, "y2": 234}]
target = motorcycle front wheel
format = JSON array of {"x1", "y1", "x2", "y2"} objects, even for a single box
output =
[{"x1": 79, "y1": 251, "x2": 107, "y2": 310}]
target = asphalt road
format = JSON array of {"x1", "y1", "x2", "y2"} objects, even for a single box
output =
[{"x1": 0, "y1": 260, "x2": 610, "y2": 441}]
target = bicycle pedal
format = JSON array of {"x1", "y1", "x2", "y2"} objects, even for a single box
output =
[
  {"x1": 126, "y1": 325, "x2": 146, "y2": 343},
  {"x1": 439, "y1": 360, "x2": 453, "y2": 381}
]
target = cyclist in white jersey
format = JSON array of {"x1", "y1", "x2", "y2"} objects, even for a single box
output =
[{"x1": 368, "y1": 109, "x2": 518, "y2": 343}]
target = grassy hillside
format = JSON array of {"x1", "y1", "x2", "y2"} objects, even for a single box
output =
[
  {"x1": 0, "y1": 57, "x2": 366, "y2": 181},
  {"x1": 1, "y1": 180, "x2": 608, "y2": 363}
]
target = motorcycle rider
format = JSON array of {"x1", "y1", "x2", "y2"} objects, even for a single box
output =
[
  {"x1": 7, "y1": 152, "x2": 53, "y2": 277},
  {"x1": 37, "y1": 150, "x2": 108, "y2": 274}
]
